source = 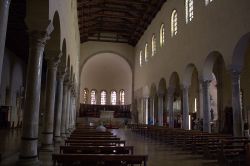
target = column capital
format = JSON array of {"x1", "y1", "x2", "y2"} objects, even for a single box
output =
[
  {"x1": 167, "y1": 86, "x2": 175, "y2": 97},
  {"x1": 230, "y1": 69, "x2": 241, "y2": 83},
  {"x1": 29, "y1": 22, "x2": 54, "y2": 47},
  {"x1": 45, "y1": 51, "x2": 62, "y2": 69},
  {"x1": 57, "y1": 68, "x2": 66, "y2": 81},
  {"x1": 202, "y1": 80, "x2": 211, "y2": 89},
  {"x1": 181, "y1": 85, "x2": 189, "y2": 92}
]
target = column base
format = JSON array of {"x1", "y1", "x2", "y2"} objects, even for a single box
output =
[
  {"x1": 18, "y1": 157, "x2": 40, "y2": 166},
  {"x1": 39, "y1": 144, "x2": 54, "y2": 152}
]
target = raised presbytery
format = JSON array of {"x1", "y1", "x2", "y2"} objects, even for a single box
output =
[{"x1": 0, "y1": 0, "x2": 250, "y2": 165}]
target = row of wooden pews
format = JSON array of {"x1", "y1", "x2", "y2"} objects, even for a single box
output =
[
  {"x1": 128, "y1": 124, "x2": 250, "y2": 166},
  {"x1": 52, "y1": 124, "x2": 148, "y2": 166}
]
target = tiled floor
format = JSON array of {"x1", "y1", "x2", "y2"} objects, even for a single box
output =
[{"x1": 0, "y1": 128, "x2": 219, "y2": 166}]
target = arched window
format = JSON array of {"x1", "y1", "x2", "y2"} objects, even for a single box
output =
[
  {"x1": 139, "y1": 50, "x2": 142, "y2": 67},
  {"x1": 83, "y1": 88, "x2": 89, "y2": 104},
  {"x1": 205, "y1": 0, "x2": 213, "y2": 6},
  {"x1": 119, "y1": 90, "x2": 125, "y2": 105},
  {"x1": 145, "y1": 43, "x2": 148, "y2": 62},
  {"x1": 100, "y1": 90, "x2": 107, "y2": 105},
  {"x1": 159, "y1": 24, "x2": 165, "y2": 47},
  {"x1": 171, "y1": 10, "x2": 178, "y2": 37},
  {"x1": 110, "y1": 90, "x2": 117, "y2": 105},
  {"x1": 151, "y1": 34, "x2": 156, "y2": 56},
  {"x1": 185, "y1": 0, "x2": 194, "y2": 23},
  {"x1": 90, "y1": 89, "x2": 97, "y2": 105}
]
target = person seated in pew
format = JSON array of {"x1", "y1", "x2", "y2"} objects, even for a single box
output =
[{"x1": 96, "y1": 122, "x2": 107, "y2": 132}]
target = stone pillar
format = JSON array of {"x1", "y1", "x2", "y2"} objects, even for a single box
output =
[
  {"x1": 231, "y1": 70, "x2": 243, "y2": 137},
  {"x1": 41, "y1": 52, "x2": 61, "y2": 151},
  {"x1": 71, "y1": 94, "x2": 75, "y2": 129},
  {"x1": 202, "y1": 80, "x2": 211, "y2": 133},
  {"x1": 158, "y1": 94, "x2": 164, "y2": 126},
  {"x1": 182, "y1": 86, "x2": 190, "y2": 130},
  {"x1": 0, "y1": 0, "x2": 11, "y2": 85},
  {"x1": 144, "y1": 97, "x2": 149, "y2": 124},
  {"x1": 167, "y1": 88, "x2": 174, "y2": 128},
  {"x1": 19, "y1": 25, "x2": 53, "y2": 165},
  {"x1": 65, "y1": 83, "x2": 72, "y2": 135},
  {"x1": 61, "y1": 79, "x2": 68, "y2": 138},
  {"x1": 54, "y1": 69, "x2": 65, "y2": 142},
  {"x1": 149, "y1": 97, "x2": 154, "y2": 125}
]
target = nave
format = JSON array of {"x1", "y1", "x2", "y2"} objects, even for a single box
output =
[{"x1": 0, "y1": 126, "x2": 222, "y2": 166}]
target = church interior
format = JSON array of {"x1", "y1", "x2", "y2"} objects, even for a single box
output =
[{"x1": 0, "y1": 0, "x2": 250, "y2": 165}]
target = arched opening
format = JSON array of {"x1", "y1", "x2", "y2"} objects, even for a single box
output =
[
  {"x1": 158, "y1": 78, "x2": 166, "y2": 126},
  {"x1": 149, "y1": 83, "x2": 157, "y2": 125},
  {"x1": 183, "y1": 64, "x2": 200, "y2": 130},
  {"x1": 203, "y1": 52, "x2": 231, "y2": 133},
  {"x1": 232, "y1": 32, "x2": 250, "y2": 136},
  {"x1": 168, "y1": 72, "x2": 181, "y2": 128}
]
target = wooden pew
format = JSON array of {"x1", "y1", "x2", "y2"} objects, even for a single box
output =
[
  {"x1": 60, "y1": 146, "x2": 134, "y2": 154},
  {"x1": 70, "y1": 131, "x2": 113, "y2": 136},
  {"x1": 65, "y1": 140, "x2": 126, "y2": 146},
  {"x1": 67, "y1": 137, "x2": 120, "y2": 141},
  {"x1": 69, "y1": 135, "x2": 117, "y2": 138},
  {"x1": 217, "y1": 139, "x2": 250, "y2": 165},
  {"x1": 52, "y1": 154, "x2": 148, "y2": 166}
]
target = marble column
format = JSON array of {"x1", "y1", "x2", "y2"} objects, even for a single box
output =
[
  {"x1": 149, "y1": 97, "x2": 154, "y2": 125},
  {"x1": 65, "y1": 83, "x2": 72, "y2": 135},
  {"x1": 0, "y1": 0, "x2": 11, "y2": 85},
  {"x1": 202, "y1": 80, "x2": 211, "y2": 133},
  {"x1": 167, "y1": 88, "x2": 174, "y2": 128},
  {"x1": 41, "y1": 52, "x2": 62, "y2": 151},
  {"x1": 182, "y1": 86, "x2": 190, "y2": 130},
  {"x1": 231, "y1": 69, "x2": 243, "y2": 137},
  {"x1": 60, "y1": 78, "x2": 69, "y2": 138},
  {"x1": 144, "y1": 97, "x2": 149, "y2": 124},
  {"x1": 158, "y1": 94, "x2": 164, "y2": 126},
  {"x1": 54, "y1": 69, "x2": 65, "y2": 142},
  {"x1": 19, "y1": 25, "x2": 53, "y2": 165}
]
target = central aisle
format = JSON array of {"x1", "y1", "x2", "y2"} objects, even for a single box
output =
[{"x1": 112, "y1": 128, "x2": 218, "y2": 166}]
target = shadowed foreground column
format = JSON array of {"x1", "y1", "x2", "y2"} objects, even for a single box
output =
[{"x1": 18, "y1": 24, "x2": 53, "y2": 165}]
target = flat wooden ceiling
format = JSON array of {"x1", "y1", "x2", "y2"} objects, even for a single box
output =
[{"x1": 77, "y1": 0, "x2": 166, "y2": 46}]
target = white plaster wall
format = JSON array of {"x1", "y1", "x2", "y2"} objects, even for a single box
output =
[
  {"x1": 49, "y1": 0, "x2": 80, "y2": 83},
  {"x1": 80, "y1": 41, "x2": 135, "y2": 73},
  {"x1": 134, "y1": 0, "x2": 250, "y2": 91}
]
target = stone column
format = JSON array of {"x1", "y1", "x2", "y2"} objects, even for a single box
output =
[
  {"x1": 60, "y1": 78, "x2": 68, "y2": 138},
  {"x1": 231, "y1": 70, "x2": 243, "y2": 137},
  {"x1": 202, "y1": 80, "x2": 211, "y2": 133},
  {"x1": 41, "y1": 52, "x2": 61, "y2": 151},
  {"x1": 54, "y1": 70, "x2": 65, "y2": 142},
  {"x1": 19, "y1": 25, "x2": 53, "y2": 165},
  {"x1": 70, "y1": 93, "x2": 75, "y2": 129},
  {"x1": 144, "y1": 97, "x2": 149, "y2": 124},
  {"x1": 167, "y1": 88, "x2": 174, "y2": 128},
  {"x1": 0, "y1": 0, "x2": 11, "y2": 85},
  {"x1": 65, "y1": 83, "x2": 72, "y2": 135},
  {"x1": 149, "y1": 97, "x2": 154, "y2": 125},
  {"x1": 53, "y1": 69, "x2": 65, "y2": 142},
  {"x1": 158, "y1": 94, "x2": 164, "y2": 126},
  {"x1": 182, "y1": 86, "x2": 190, "y2": 130}
]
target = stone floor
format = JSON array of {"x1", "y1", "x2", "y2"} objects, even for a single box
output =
[{"x1": 0, "y1": 128, "x2": 219, "y2": 166}]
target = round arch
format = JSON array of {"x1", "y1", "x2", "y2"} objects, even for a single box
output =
[
  {"x1": 80, "y1": 50, "x2": 133, "y2": 76},
  {"x1": 232, "y1": 32, "x2": 250, "y2": 72}
]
